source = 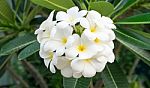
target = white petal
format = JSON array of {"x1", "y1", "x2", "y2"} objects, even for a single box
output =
[
  {"x1": 61, "y1": 66, "x2": 73, "y2": 78},
  {"x1": 55, "y1": 57, "x2": 69, "y2": 69},
  {"x1": 82, "y1": 63, "x2": 96, "y2": 77},
  {"x1": 79, "y1": 10, "x2": 87, "y2": 17},
  {"x1": 65, "y1": 46, "x2": 78, "y2": 58},
  {"x1": 91, "y1": 57, "x2": 107, "y2": 72},
  {"x1": 43, "y1": 40, "x2": 61, "y2": 52},
  {"x1": 71, "y1": 59, "x2": 85, "y2": 72},
  {"x1": 67, "y1": 6, "x2": 79, "y2": 15},
  {"x1": 80, "y1": 18, "x2": 89, "y2": 29},
  {"x1": 56, "y1": 11, "x2": 68, "y2": 21},
  {"x1": 39, "y1": 49, "x2": 49, "y2": 58},
  {"x1": 107, "y1": 41, "x2": 114, "y2": 49},
  {"x1": 73, "y1": 72, "x2": 82, "y2": 78},
  {"x1": 56, "y1": 46, "x2": 65, "y2": 56},
  {"x1": 47, "y1": 10, "x2": 55, "y2": 21},
  {"x1": 50, "y1": 62, "x2": 56, "y2": 73},
  {"x1": 57, "y1": 21, "x2": 69, "y2": 28},
  {"x1": 44, "y1": 59, "x2": 51, "y2": 68}
]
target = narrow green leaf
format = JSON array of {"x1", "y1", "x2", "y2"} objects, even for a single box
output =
[
  {"x1": 114, "y1": 0, "x2": 128, "y2": 12},
  {"x1": 116, "y1": 37, "x2": 150, "y2": 66},
  {"x1": 0, "y1": 0, "x2": 14, "y2": 23},
  {"x1": 130, "y1": 29, "x2": 150, "y2": 39},
  {"x1": 31, "y1": 0, "x2": 75, "y2": 11},
  {"x1": 114, "y1": 29, "x2": 150, "y2": 50},
  {"x1": 101, "y1": 61, "x2": 130, "y2": 88},
  {"x1": 63, "y1": 77, "x2": 91, "y2": 88},
  {"x1": 24, "y1": 6, "x2": 42, "y2": 25},
  {"x1": 18, "y1": 41, "x2": 40, "y2": 60},
  {"x1": 0, "y1": 34, "x2": 36, "y2": 56},
  {"x1": 113, "y1": 0, "x2": 140, "y2": 20},
  {"x1": 115, "y1": 13, "x2": 150, "y2": 24},
  {"x1": 90, "y1": 1, "x2": 114, "y2": 16},
  {"x1": 0, "y1": 55, "x2": 12, "y2": 77}
]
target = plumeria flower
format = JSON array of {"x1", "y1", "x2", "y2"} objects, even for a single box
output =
[
  {"x1": 55, "y1": 57, "x2": 73, "y2": 78},
  {"x1": 71, "y1": 54, "x2": 107, "y2": 78},
  {"x1": 101, "y1": 16, "x2": 116, "y2": 29},
  {"x1": 56, "y1": 6, "x2": 87, "y2": 26},
  {"x1": 35, "y1": 10, "x2": 56, "y2": 43},
  {"x1": 43, "y1": 24, "x2": 73, "y2": 56},
  {"x1": 39, "y1": 43, "x2": 57, "y2": 73},
  {"x1": 80, "y1": 10, "x2": 115, "y2": 41},
  {"x1": 65, "y1": 34, "x2": 98, "y2": 58},
  {"x1": 98, "y1": 45, "x2": 115, "y2": 63}
]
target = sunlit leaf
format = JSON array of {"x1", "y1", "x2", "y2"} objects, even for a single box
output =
[
  {"x1": 31, "y1": 0, "x2": 75, "y2": 11},
  {"x1": 90, "y1": 1, "x2": 114, "y2": 16},
  {"x1": 115, "y1": 13, "x2": 150, "y2": 24}
]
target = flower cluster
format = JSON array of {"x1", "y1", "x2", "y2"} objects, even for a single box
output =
[{"x1": 35, "y1": 6, "x2": 116, "y2": 78}]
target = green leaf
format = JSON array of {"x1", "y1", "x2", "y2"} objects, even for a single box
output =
[
  {"x1": 0, "y1": 56, "x2": 11, "y2": 77},
  {"x1": 31, "y1": 0, "x2": 75, "y2": 11},
  {"x1": 114, "y1": 29, "x2": 150, "y2": 50},
  {"x1": 130, "y1": 29, "x2": 150, "y2": 39},
  {"x1": 90, "y1": 1, "x2": 114, "y2": 16},
  {"x1": 63, "y1": 77, "x2": 91, "y2": 88},
  {"x1": 0, "y1": 34, "x2": 36, "y2": 56},
  {"x1": 116, "y1": 37, "x2": 150, "y2": 66},
  {"x1": 24, "y1": 6, "x2": 42, "y2": 25},
  {"x1": 114, "y1": 0, "x2": 128, "y2": 12},
  {"x1": 18, "y1": 41, "x2": 40, "y2": 60},
  {"x1": 113, "y1": 0, "x2": 140, "y2": 20},
  {"x1": 101, "y1": 61, "x2": 130, "y2": 88},
  {"x1": 0, "y1": 0, "x2": 14, "y2": 23},
  {"x1": 115, "y1": 13, "x2": 150, "y2": 24}
]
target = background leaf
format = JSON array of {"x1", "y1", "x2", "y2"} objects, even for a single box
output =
[
  {"x1": 0, "y1": 0, "x2": 14, "y2": 23},
  {"x1": 0, "y1": 34, "x2": 36, "y2": 56},
  {"x1": 18, "y1": 41, "x2": 40, "y2": 60},
  {"x1": 115, "y1": 13, "x2": 150, "y2": 24},
  {"x1": 31, "y1": 0, "x2": 75, "y2": 11},
  {"x1": 90, "y1": 1, "x2": 114, "y2": 16},
  {"x1": 63, "y1": 77, "x2": 91, "y2": 88},
  {"x1": 113, "y1": 0, "x2": 140, "y2": 20},
  {"x1": 116, "y1": 37, "x2": 150, "y2": 66},
  {"x1": 114, "y1": 29, "x2": 150, "y2": 50},
  {"x1": 101, "y1": 61, "x2": 130, "y2": 88}
]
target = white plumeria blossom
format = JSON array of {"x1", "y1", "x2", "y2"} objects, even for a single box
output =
[
  {"x1": 35, "y1": 6, "x2": 116, "y2": 78},
  {"x1": 39, "y1": 42, "x2": 57, "y2": 73},
  {"x1": 80, "y1": 10, "x2": 115, "y2": 41},
  {"x1": 56, "y1": 6, "x2": 87, "y2": 26},
  {"x1": 65, "y1": 34, "x2": 98, "y2": 58},
  {"x1": 43, "y1": 24, "x2": 74, "y2": 56},
  {"x1": 71, "y1": 54, "x2": 107, "y2": 78},
  {"x1": 35, "y1": 10, "x2": 56, "y2": 43}
]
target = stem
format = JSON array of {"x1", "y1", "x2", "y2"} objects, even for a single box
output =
[
  {"x1": 21, "y1": 60, "x2": 48, "y2": 88},
  {"x1": 6, "y1": 66, "x2": 29, "y2": 88},
  {"x1": 128, "y1": 59, "x2": 140, "y2": 78},
  {"x1": 94, "y1": 80, "x2": 103, "y2": 88}
]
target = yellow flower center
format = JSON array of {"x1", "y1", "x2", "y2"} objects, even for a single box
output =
[
  {"x1": 49, "y1": 52, "x2": 53, "y2": 60},
  {"x1": 77, "y1": 45, "x2": 86, "y2": 52},
  {"x1": 62, "y1": 37, "x2": 67, "y2": 44},
  {"x1": 94, "y1": 38, "x2": 100, "y2": 44},
  {"x1": 90, "y1": 26, "x2": 96, "y2": 32}
]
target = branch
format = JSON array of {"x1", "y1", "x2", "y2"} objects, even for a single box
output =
[
  {"x1": 6, "y1": 66, "x2": 29, "y2": 88},
  {"x1": 21, "y1": 60, "x2": 48, "y2": 88}
]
